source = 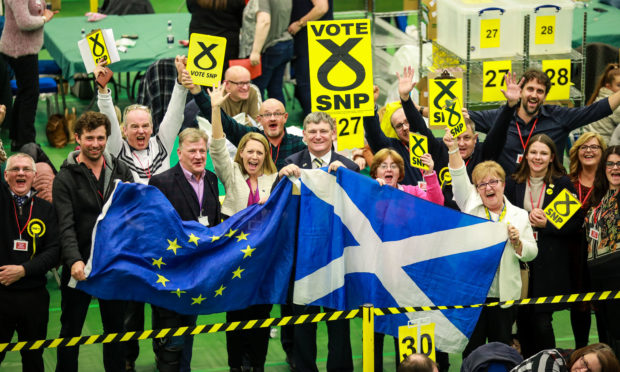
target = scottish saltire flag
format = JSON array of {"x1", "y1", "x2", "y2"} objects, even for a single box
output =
[
  {"x1": 293, "y1": 168, "x2": 508, "y2": 353},
  {"x1": 72, "y1": 179, "x2": 298, "y2": 315}
]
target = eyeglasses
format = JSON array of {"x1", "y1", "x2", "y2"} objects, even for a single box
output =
[
  {"x1": 606, "y1": 161, "x2": 620, "y2": 168},
  {"x1": 378, "y1": 163, "x2": 399, "y2": 170},
  {"x1": 7, "y1": 167, "x2": 35, "y2": 173},
  {"x1": 579, "y1": 144, "x2": 602, "y2": 152},
  {"x1": 227, "y1": 80, "x2": 251, "y2": 87},
  {"x1": 579, "y1": 356, "x2": 592, "y2": 372},
  {"x1": 393, "y1": 121, "x2": 409, "y2": 131},
  {"x1": 476, "y1": 179, "x2": 501, "y2": 190},
  {"x1": 260, "y1": 112, "x2": 285, "y2": 118}
]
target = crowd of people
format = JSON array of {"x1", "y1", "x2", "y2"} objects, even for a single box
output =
[{"x1": 1, "y1": 0, "x2": 620, "y2": 371}]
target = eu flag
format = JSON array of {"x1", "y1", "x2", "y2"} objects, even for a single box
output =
[
  {"x1": 73, "y1": 179, "x2": 298, "y2": 315},
  {"x1": 293, "y1": 168, "x2": 509, "y2": 353}
]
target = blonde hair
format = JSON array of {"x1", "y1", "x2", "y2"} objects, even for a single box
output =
[
  {"x1": 370, "y1": 148, "x2": 405, "y2": 182},
  {"x1": 179, "y1": 128, "x2": 209, "y2": 149},
  {"x1": 234, "y1": 132, "x2": 277, "y2": 176},
  {"x1": 471, "y1": 161, "x2": 505, "y2": 186},
  {"x1": 569, "y1": 132, "x2": 607, "y2": 181}
]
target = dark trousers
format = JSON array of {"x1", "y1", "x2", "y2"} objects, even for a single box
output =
[
  {"x1": 151, "y1": 305, "x2": 196, "y2": 372},
  {"x1": 463, "y1": 299, "x2": 515, "y2": 359},
  {"x1": 55, "y1": 285, "x2": 127, "y2": 372},
  {"x1": 292, "y1": 33, "x2": 311, "y2": 117},
  {"x1": 226, "y1": 304, "x2": 273, "y2": 369},
  {"x1": 0, "y1": 287, "x2": 49, "y2": 372},
  {"x1": 374, "y1": 333, "x2": 399, "y2": 371},
  {"x1": 516, "y1": 306, "x2": 555, "y2": 358},
  {"x1": 292, "y1": 304, "x2": 353, "y2": 372},
  {"x1": 1, "y1": 53, "x2": 38, "y2": 147},
  {"x1": 599, "y1": 299, "x2": 620, "y2": 357},
  {"x1": 124, "y1": 301, "x2": 146, "y2": 365},
  {"x1": 252, "y1": 39, "x2": 293, "y2": 105},
  {"x1": 280, "y1": 303, "x2": 294, "y2": 356}
]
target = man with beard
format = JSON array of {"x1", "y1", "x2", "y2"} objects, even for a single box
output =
[
  {"x1": 52, "y1": 112, "x2": 133, "y2": 372},
  {"x1": 467, "y1": 68, "x2": 620, "y2": 175},
  {"x1": 185, "y1": 70, "x2": 306, "y2": 169}
]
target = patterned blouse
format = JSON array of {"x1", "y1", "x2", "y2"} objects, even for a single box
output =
[{"x1": 585, "y1": 189, "x2": 620, "y2": 259}]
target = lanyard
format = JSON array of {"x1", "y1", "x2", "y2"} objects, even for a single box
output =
[
  {"x1": 578, "y1": 181, "x2": 593, "y2": 206},
  {"x1": 527, "y1": 178, "x2": 546, "y2": 210},
  {"x1": 465, "y1": 157, "x2": 471, "y2": 168},
  {"x1": 516, "y1": 117, "x2": 539, "y2": 151},
  {"x1": 270, "y1": 143, "x2": 281, "y2": 165},
  {"x1": 13, "y1": 199, "x2": 34, "y2": 238},
  {"x1": 485, "y1": 204, "x2": 506, "y2": 222},
  {"x1": 132, "y1": 151, "x2": 151, "y2": 179}
]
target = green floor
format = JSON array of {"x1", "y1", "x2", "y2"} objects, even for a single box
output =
[{"x1": 0, "y1": 0, "x2": 602, "y2": 370}]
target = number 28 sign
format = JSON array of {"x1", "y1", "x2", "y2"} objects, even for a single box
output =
[{"x1": 542, "y1": 59, "x2": 571, "y2": 101}]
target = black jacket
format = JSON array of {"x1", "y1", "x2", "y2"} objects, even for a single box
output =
[
  {"x1": 0, "y1": 181, "x2": 60, "y2": 291},
  {"x1": 149, "y1": 163, "x2": 221, "y2": 225},
  {"x1": 52, "y1": 151, "x2": 133, "y2": 280}
]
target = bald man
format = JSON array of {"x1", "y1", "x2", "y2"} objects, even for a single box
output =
[{"x1": 222, "y1": 65, "x2": 261, "y2": 125}]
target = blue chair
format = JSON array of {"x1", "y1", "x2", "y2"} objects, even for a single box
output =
[
  {"x1": 38, "y1": 59, "x2": 67, "y2": 112},
  {"x1": 10, "y1": 77, "x2": 60, "y2": 118}
]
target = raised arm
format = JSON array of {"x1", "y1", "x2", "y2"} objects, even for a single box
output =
[
  {"x1": 209, "y1": 84, "x2": 231, "y2": 140},
  {"x1": 157, "y1": 55, "x2": 190, "y2": 152},
  {"x1": 95, "y1": 61, "x2": 122, "y2": 156},
  {"x1": 364, "y1": 86, "x2": 392, "y2": 152}
]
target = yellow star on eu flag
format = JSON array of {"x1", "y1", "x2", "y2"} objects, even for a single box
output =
[
  {"x1": 152, "y1": 257, "x2": 166, "y2": 269},
  {"x1": 170, "y1": 288, "x2": 187, "y2": 298},
  {"x1": 241, "y1": 245, "x2": 256, "y2": 259},
  {"x1": 224, "y1": 228, "x2": 237, "y2": 238},
  {"x1": 188, "y1": 233, "x2": 200, "y2": 246},
  {"x1": 210, "y1": 235, "x2": 221, "y2": 242},
  {"x1": 215, "y1": 284, "x2": 226, "y2": 297},
  {"x1": 235, "y1": 231, "x2": 249, "y2": 242},
  {"x1": 191, "y1": 294, "x2": 206, "y2": 305},
  {"x1": 232, "y1": 266, "x2": 244, "y2": 279},
  {"x1": 156, "y1": 274, "x2": 170, "y2": 287},
  {"x1": 167, "y1": 238, "x2": 181, "y2": 255}
]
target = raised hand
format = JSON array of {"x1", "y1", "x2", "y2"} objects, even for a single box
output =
[
  {"x1": 421, "y1": 153, "x2": 434, "y2": 174},
  {"x1": 208, "y1": 83, "x2": 230, "y2": 108},
  {"x1": 181, "y1": 70, "x2": 201, "y2": 95},
  {"x1": 501, "y1": 72, "x2": 524, "y2": 107},
  {"x1": 397, "y1": 66, "x2": 416, "y2": 101},
  {"x1": 443, "y1": 127, "x2": 457, "y2": 152},
  {"x1": 175, "y1": 55, "x2": 188, "y2": 82}
]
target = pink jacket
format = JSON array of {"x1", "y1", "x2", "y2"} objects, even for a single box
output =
[
  {"x1": 399, "y1": 171, "x2": 444, "y2": 205},
  {"x1": 0, "y1": 0, "x2": 46, "y2": 58}
]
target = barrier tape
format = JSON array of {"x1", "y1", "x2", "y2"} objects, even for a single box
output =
[{"x1": 2, "y1": 290, "x2": 618, "y2": 353}]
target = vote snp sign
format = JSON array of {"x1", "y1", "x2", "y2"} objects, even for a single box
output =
[
  {"x1": 308, "y1": 19, "x2": 374, "y2": 117},
  {"x1": 542, "y1": 59, "x2": 571, "y2": 101},
  {"x1": 543, "y1": 188, "x2": 581, "y2": 229},
  {"x1": 334, "y1": 115, "x2": 364, "y2": 151},
  {"x1": 482, "y1": 61, "x2": 511, "y2": 102},
  {"x1": 398, "y1": 321, "x2": 436, "y2": 362},
  {"x1": 429, "y1": 77, "x2": 466, "y2": 137},
  {"x1": 77, "y1": 29, "x2": 120, "y2": 73},
  {"x1": 186, "y1": 33, "x2": 227, "y2": 87},
  {"x1": 409, "y1": 133, "x2": 429, "y2": 171}
]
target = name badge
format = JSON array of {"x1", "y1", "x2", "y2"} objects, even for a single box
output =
[
  {"x1": 533, "y1": 231, "x2": 538, "y2": 241},
  {"x1": 589, "y1": 228, "x2": 599, "y2": 241},
  {"x1": 198, "y1": 215, "x2": 209, "y2": 227},
  {"x1": 417, "y1": 181, "x2": 427, "y2": 191},
  {"x1": 516, "y1": 154, "x2": 523, "y2": 164},
  {"x1": 14, "y1": 240, "x2": 28, "y2": 251}
]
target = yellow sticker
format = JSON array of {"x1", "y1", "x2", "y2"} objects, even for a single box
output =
[
  {"x1": 86, "y1": 29, "x2": 111, "y2": 65},
  {"x1": 543, "y1": 188, "x2": 581, "y2": 229},
  {"x1": 480, "y1": 19, "x2": 500, "y2": 49},
  {"x1": 334, "y1": 115, "x2": 365, "y2": 151},
  {"x1": 398, "y1": 323, "x2": 436, "y2": 362},
  {"x1": 186, "y1": 33, "x2": 228, "y2": 87},
  {"x1": 308, "y1": 20, "x2": 374, "y2": 117},
  {"x1": 409, "y1": 132, "x2": 429, "y2": 170},
  {"x1": 429, "y1": 78, "x2": 464, "y2": 129},
  {"x1": 482, "y1": 60, "x2": 512, "y2": 102},
  {"x1": 542, "y1": 59, "x2": 571, "y2": 101},
  {"x1": 535, "y1": 15, "x2": 556, "y2": 45}
]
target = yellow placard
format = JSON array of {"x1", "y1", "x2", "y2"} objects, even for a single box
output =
[
  {"x1": 409, "y1": 132, "x2": 429, "y2": 170},
  {"x1": 543, "y1": 188, "x2": 581, "y2": 229},
  {"x1": 535, "y1": 15, "x2": 556, "y2": 45},
  {"x1": 335, "y1": 115, "x2": 365, "y2": 151},
  {"x1": 480, "y1": 19, "x2": 500, "y2": 49},
  {"x1": 308, "y1": 20, "x2": 374, "y2": 117},
  {"x1": 482, "y1": 60, "x2": 512, "y2": 102},
  {"x1": 398, "y1": 323, "x2": 436, "y2": 362},
  {"x1": 445, "y1": 98, "x2": 466, "y2": 138},
  {"x1": 86, "y1": 29, "x2": 110, "y2": 65},
  {"x1": 429, "y1": 78, "x2": 465, "y2": 130},
  {"x1": 542, "y1": 59, "x2": 571, "y2": 101},
  {"x1": 186, "y1": 33, "x2": 227, "y2": 87}
]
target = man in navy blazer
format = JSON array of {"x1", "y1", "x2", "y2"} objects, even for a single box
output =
[
  {"x1": 148, "y1": 128, "x2": 221, "y2": 372},
  {"x1": 279, "y1": 112, "x2": 358, "y2": 372}
]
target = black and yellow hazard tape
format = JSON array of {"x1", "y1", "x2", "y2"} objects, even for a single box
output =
[
  {"x1": 2, "y1": 290, "x2": 619, "y2": 352},
  {"x1": 374, "y1": 290, "x2": 620, "y2": 316}
]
